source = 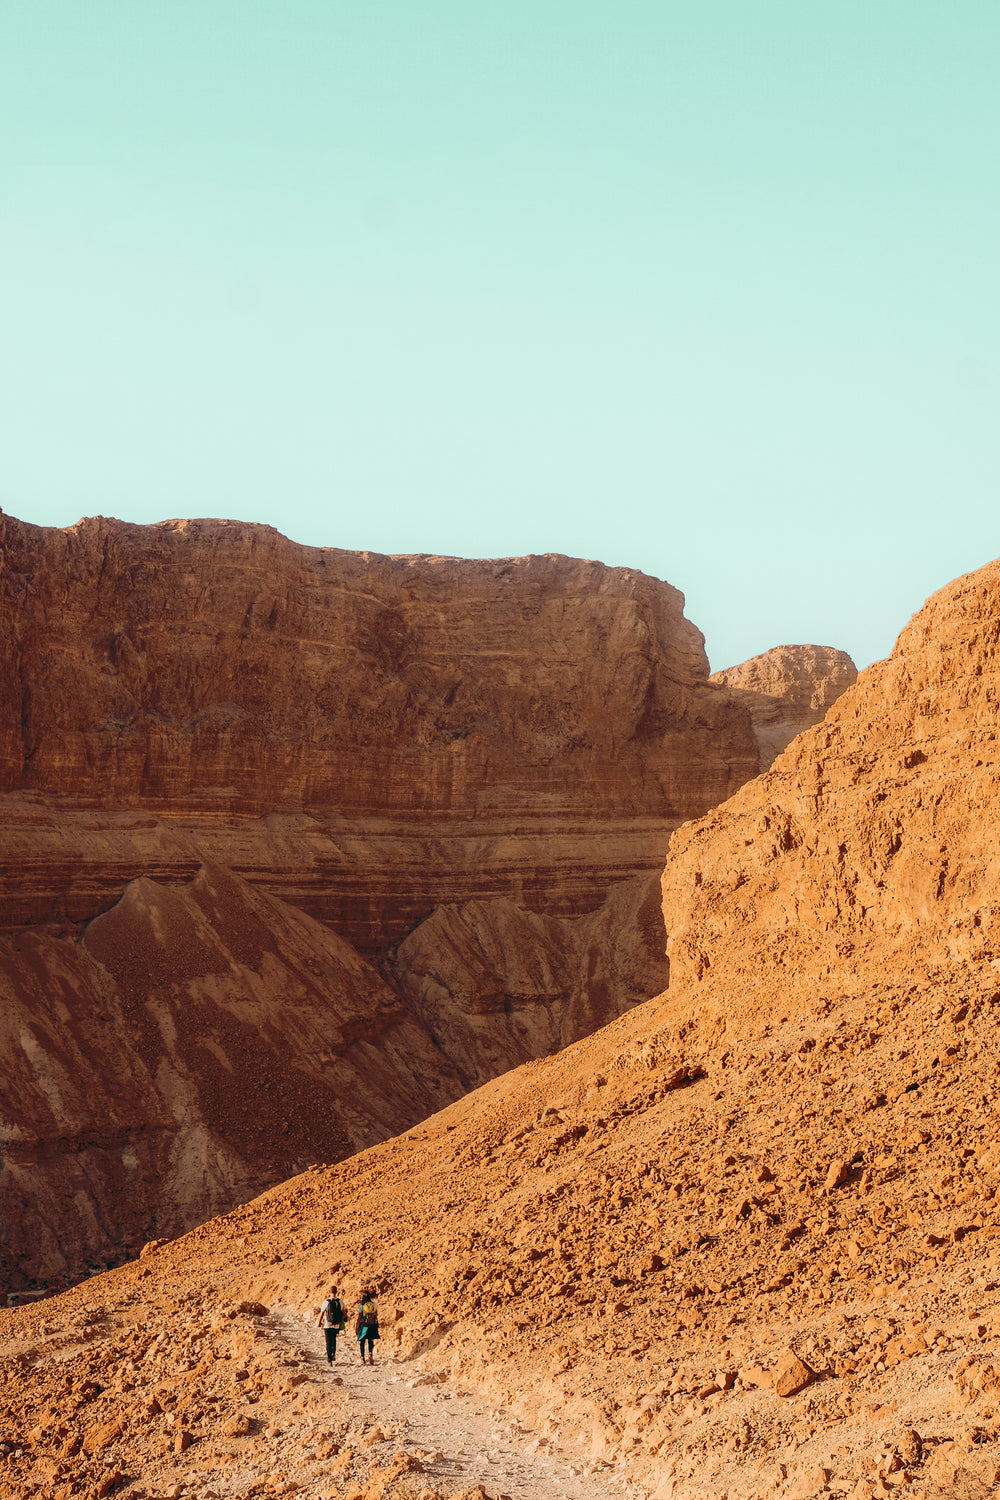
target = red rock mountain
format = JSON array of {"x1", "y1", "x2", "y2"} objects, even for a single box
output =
[
  {"x1": 0, "y1": 510, "x2": 763, "y2": 1290},
  {"x1": 0, "y1": 512, "x2": 859, "y2": 1294},
  {"x1": 1, "y1": 513, "x2": 756, "y2": 945},
  {"x1": 3, "y1": 561, "x2": 1000, "y2": 1500}
]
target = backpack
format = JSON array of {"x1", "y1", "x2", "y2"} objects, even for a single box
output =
[
  {"x1": 361, "y1": 1299, "x2": 377, "y2": 1328},
  {"x1": 325, "y1": 1296, "x2": 344, "y2": 1325}
]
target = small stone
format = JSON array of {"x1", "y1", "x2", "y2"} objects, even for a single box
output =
[
  {"x1": 898, "y1": 1429, "x2": 922, "y2": 1464},
  {"x1": 824, "y1": 1159, "x2": 849, "y2": 1191},
  {"x1": 772, "y1": 1350, "x2": 816, "y2": 1398},
  {"x1": 221, "y1": 1411, "x2": 254, "y2": 1437},
  {"x1": 82, "y1": 1419, "x2": 123, "y2": 1455}
]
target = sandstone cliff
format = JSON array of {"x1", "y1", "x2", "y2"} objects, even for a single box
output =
[
  {"x1": 710, "y1": 643, "x2": 858, "y2": 771},
  {"x1": 0, "y1": 511, "x2": 758, "y2": 948}
]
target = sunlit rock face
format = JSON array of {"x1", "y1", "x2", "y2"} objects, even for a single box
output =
[
  {"x1": 0, "y1": 512, "x2": 758, "y2": 948},
  {"x1": 711, "y1": 643, "x2": 858, "y2": 771}
]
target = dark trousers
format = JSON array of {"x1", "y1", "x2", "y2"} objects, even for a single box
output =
[
  {"x1": 324, "y1": 1327, "x2": 338, "y2": 1362},
  {"x1": 360, "y1": 1335, "x2": 375, "y2": 1360}
]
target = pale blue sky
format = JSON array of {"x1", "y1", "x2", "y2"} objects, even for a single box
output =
[{"x1": 3, "y1": 2, "x2": 998, "y2": 670}]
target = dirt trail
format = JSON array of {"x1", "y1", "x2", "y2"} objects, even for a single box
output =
[{"x1": 270, "y1": 1307, "x2": 640, "y2": 1500}]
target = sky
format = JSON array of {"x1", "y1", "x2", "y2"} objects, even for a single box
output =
[{"x1": 2, "y1": 2, "x2": 998, "y2": 672}]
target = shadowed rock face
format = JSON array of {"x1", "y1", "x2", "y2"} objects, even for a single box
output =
[
  {"x1": 387, "y1": 873, "x2": 669, "y2": 1090},
  {"x1": 0, "y1": 864, "x2": 467, "y2": 1288},
  {"x1": 711, "y1": 643, "x2": 858, "y2": 771}
]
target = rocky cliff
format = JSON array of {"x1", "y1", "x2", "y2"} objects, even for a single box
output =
[
  {"x1": 0, "y1": 512, "x2": 758, "y2": 947},
  {"x1": 1, "y1": 511, "x2": 768, "y2": 1288},
  {"x1": 3, "y1": 568, "x2": 1000, "y2": 1500},
  {"x1": 711, "y1": 643, "x2": 858, "y2": 771}
]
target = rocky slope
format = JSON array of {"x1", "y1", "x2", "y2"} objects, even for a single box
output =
[
  {"x1": 665, "y1": 563, "x2": 1000, "y2": 1020},
  {"x1": 3, "y1": 560, "x2": 999, "y2": 1499},
  {"x1": 711, "y1": 644, "x2": 858, "y2": 771},
  {"x1": 0, "y1": 865, "x2": 667, "y2": 1293}
]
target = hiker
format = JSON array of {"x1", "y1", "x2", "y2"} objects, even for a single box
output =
[
  {"x1": 355, "y1": 1287, "x2": 379, "y2": 1364},
  {"x1": 317, "y1": 1285, "x2": 346, "y2": 1364}
]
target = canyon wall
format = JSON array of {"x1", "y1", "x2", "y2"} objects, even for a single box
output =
[
  {"x1": 0, "y1": 510, "x2": 753, "y2": 1287},
  {"x1": 0, "y1": 511, "x2": 759, "y2": 948},
  {"x1": 0, "y1": 510, "x2": 861, "y2": 1290}
]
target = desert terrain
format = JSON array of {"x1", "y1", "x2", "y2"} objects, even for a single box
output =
[
  {"x1": 0, "y1": 511, "x2": 850, "y2": 1292},
  {"x1": 11, "y1": 519, "x2": 1000, "y2": 1499}
]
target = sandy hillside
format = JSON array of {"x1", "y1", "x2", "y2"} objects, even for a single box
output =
[{"x1": 5, "y1": 560, "x2": 1000, "y2": 1500}]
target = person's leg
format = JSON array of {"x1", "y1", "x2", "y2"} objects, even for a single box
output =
[
  {"x1": 366, "y1": 1335, "x2": 375, "y2": 1363},
  {"x1": 324, "y1": 1328, "x2": 335, "y2": 1363},
  {"x1": 331, "y1": 1329, "x2": 338, "y2": 1362}
]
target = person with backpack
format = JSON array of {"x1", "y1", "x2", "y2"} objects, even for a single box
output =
[
  {"x1": 317, "y1": 1286, "x2": 346, "y2": 1364},
  {"x1": 355, "y1": 1287, "x2": 379, "y2": 1364}
]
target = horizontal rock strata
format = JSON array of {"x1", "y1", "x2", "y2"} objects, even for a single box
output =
[{"x1": 0, "y1": 512, "x2": 758, "y2": 948}]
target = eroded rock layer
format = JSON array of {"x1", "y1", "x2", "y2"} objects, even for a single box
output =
[{"x1": 0, "y1": 511, "x2": 758, "y2": 949}]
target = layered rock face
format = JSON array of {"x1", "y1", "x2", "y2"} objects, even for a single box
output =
[
  {"x1": 711, "y1": 643, "x2": 858, "y2": 770},
  {"x1": 6, "y1": 562, "x2": 1000, "y2": 1499},
  {"x1": 0, "y1": 512, "x2": 758, "y2": 948}
]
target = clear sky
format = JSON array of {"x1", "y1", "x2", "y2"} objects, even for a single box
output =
[{"x1": 3, "y1": 2, "x2": 998, "y2": 671}]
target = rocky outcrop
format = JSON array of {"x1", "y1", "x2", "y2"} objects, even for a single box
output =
[
  {"x1": 664, "y1": 561, "x2": 1000, "y2": 1028},
  {"x1": 0, "y1": 512, "x2": 758, "y2": 949},
  {"x1": 710, "y1": 643, "x2": 858, "y2": 770}
]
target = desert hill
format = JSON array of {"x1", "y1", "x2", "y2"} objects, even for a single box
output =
[
  {"x1": 2, "y1": 565, "x2": 999, "y2": 1499},
  {"x1": 711, "y1": 645, "x2": 858, "y2": 771},
  {"x1": 0, "y1": 511, "x2": 855, "y2": 1293}
]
